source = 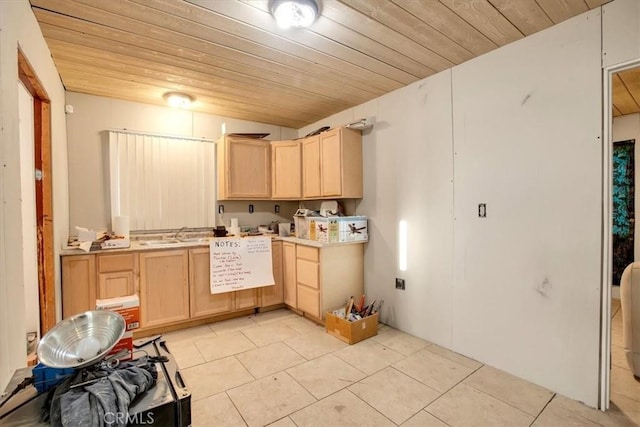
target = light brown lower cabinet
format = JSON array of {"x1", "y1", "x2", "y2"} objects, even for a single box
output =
[
  {"x1": 62, "y1": 253, "x2": 139, "y2": 318},
  {"x1": 236, "y1": 289, "x2": 260, "y2": 310},
  {"x1": 189, "y1": 248, "x2": 234, "y2": 318},
  {"x1": 283, "y1": 242, "x2": 297, "y2": 308},
  {"x1": 261, "y1": 241, "x2": 284, "y2": 307},
  {"x1": 96, "y1": 253, "x2": 138, "y2": 300},
  {"x1": 62, "y1": 254, "x2": 97, "y2": 319},
  {"x1": 288, "y1": 243, "x2": 364, "y2": 321},
  {"x1": 139, "y1": 250, "x2": 190, "y2": 328},
  {"x1": 61, "y1": 239, "x2": 356, "y2": 330}
]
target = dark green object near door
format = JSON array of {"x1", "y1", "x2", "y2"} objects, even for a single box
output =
[{"x1": 612, "y1": 140, "x2": 635, "y2": 287}]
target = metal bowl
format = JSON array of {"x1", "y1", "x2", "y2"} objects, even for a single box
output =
[{"x1": 37, "y1": 310, "x2": 126, "y2": 369}]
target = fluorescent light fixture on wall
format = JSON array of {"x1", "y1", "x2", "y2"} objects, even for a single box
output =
[
  {"x1": 399, "y1": 220, "x2": 408, "y2": 271},
  {"x1": 163, "y1": 92, "x2": 195, "y2": 108},
  {"x1": 270, "y1": 0, "x2": 319, "y2": 29}
]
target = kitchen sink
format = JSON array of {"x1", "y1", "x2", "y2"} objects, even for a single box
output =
[
  {"x1": 178, "y1": 237, "x2": 210, "y2": 243},
  {"x1": 140, "y1": 239, "x2": 181, "y2": 246}
]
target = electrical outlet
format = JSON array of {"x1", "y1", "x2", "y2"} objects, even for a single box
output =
[
  {"x1": 478, "y1": 203, "x2": 487, "y2": 218},
  {"x1": 218, "y1": 204, "x2": 224, "y2": 214},
  {"x1": 249, "y1": 204, "x2": 254, "y2": 214},
  {"x1": 395, "y1": 278, "x2": 405, "y2": 290},
  {"x1": 275, "y1": 204, "x2": 280, "y2": 213}
]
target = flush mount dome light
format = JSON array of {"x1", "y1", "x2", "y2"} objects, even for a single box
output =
[
  {"x1": 270, "y1": 0, "x2": 319, "y2": 29},
  {"x1": 163, "y1": 91, "x2": 195, "y2": 108}
]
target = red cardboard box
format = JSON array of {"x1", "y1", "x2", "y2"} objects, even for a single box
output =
[
  {"x1": 96, "y1": 294, "x2": 140, "y2": 331},
  {"x1": 96, "y1": 294, "x2": 140, "y2": 360}
]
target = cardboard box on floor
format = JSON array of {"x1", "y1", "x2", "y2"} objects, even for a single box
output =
[
  {"x1": 96, "y1": 294, "x2": 140, "y2": 360},
  {"x1": 325, "y1": 311, "x2": 378, "y2": 344}
]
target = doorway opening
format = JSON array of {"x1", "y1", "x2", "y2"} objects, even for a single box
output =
[
  {"x1": 603, "y1": 62, "x2": 640, "y2": 412},
  {"x1": 17, "y1": 49, "x2": 56, "y2": 343}
]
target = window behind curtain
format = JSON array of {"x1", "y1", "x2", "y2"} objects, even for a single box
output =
[{"x1": 108, "y1": 131, "x2": 216, "y2": 231}]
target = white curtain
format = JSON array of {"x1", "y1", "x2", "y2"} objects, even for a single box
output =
[{"x1": 108, "y1": 131, "x2": 216, "y2": 231}]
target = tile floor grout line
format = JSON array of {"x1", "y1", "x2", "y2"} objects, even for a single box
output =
[
  {"x1": 418, "y1": 361, "x2": 485, "y2": 411},
  {"x1": 425, "y1": 409, "x2": 452, "y2": 427},
  {"x1": 341, "y1": 387, "x2": 400, "y2": 426},
  {"x1": 461, "y1": 377, "x2": 551, "y2": 419},
  {"x1": 386, "y1": 365, "x2": 443, "y2": 396},
  {"x1": 224, "y1": 390, "x2": 250, "y2": 427},
  {"x1": 528, "y1": 393, "x2": 556, "y2": 427}
]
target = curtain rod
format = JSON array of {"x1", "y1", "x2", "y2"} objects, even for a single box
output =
[{"x1": 105, "y1": 128, "x2": 217, "y2": 143}]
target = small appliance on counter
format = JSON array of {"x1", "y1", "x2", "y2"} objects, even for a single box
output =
[
  {"x1": 319, "y1": 200, "x2": 340, "y2": 217},
  {"x1": 294, "y1": 209, "x2": 317, "y2": 239}
]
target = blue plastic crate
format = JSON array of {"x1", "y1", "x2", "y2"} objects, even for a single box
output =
[{"x1": 32, "y1": 363, "x2": 75, "y2": 393}]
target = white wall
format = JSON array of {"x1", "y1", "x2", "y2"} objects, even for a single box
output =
[
  {"x1": 0, "y1": 0, "x2": 68, "y2": 391},
  {"x1": 451, "y1": 10, "x2": 602, "y2": 406},
  {"x1": 66, "y1": 92, "x2": 298, "y2": 233},
  {"x1": 613, "y1": 113, "x2": 640, "y2": 261},
  {"x1": 299, "y1": 3, "x2": 638, "y2": 408},
  {"x1": 603, "y1": 0, "x2": 640, "y2": 68}
]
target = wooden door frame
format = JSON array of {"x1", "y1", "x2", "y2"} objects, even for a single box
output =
[{"x1": 17, "y1": 49, "x2": 56, "y2": 334}]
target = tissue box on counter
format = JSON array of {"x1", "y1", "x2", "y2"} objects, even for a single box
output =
[
  {"x1": 96, "y1": 294, "x2": 140, "y2": 361},
  {"x1": 312, "y1": 216, "x2": 368, "y2": 243}
]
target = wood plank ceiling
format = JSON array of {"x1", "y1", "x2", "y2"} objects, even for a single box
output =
[
  {"x1": 30, "y1": 0, "x2": 615, "y2": 129},
  {"x1": 613, "y1": 68, "x2": 640, "y2": 117}
]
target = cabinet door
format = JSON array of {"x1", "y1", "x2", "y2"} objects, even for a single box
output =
[
  {"x1": 296, "y1": 285, "x2": 320, "y2": 318},
  {"x1": 236, "y1": 289, "x2": 259, "y2": 310},
  {"x1": 320, "y1": 129, "x2": 342, "y2": 197},
  {"x1": 139, "y1": 250, "x2": 189, "y2": 327},
  {"x1": 302, "y1": 136, "x2": 321, "y2": 198},
  {"x1": 97, "y1": 272, "x2": 135, "y2": 299},
  {"x1": 62, "y1": 255, "x2": 96, "y2": 318},
  {"x1": 96, "y1": 253, "x2": 138, "y2": 299},
  {"x1": 189, "y1": 248, "x2": 234, "y2": 318},
  {"x1": 271, "y1": 141, "x2": 301, "y2": 199},
  {"x1": 221, "y1": 137, "x2": 271, "y2": 199},
  {"x1": 283, "y1": 242, "x2": 297, "y2": 308},
  {"x1": 261, "y1": 241, "x2": 284, "y2": 307}
]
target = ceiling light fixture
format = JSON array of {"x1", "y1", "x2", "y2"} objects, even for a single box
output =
[
  {"x1": 163, "y1": 92, "x2": 195, "y2": 108},
  {"x1": 270, "y1": 0, "x2": 319, "y2": 29}
]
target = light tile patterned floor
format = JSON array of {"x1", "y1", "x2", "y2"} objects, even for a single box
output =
[{"x1": 164, "y1": 308, "x2": 640, "y2": 426}]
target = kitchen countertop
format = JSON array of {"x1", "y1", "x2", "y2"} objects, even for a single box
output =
[{"x1": 60, "y1": 235, "x2": 367, "y2": 256}]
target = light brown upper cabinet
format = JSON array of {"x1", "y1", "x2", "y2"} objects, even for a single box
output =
[
  {"x1": 271, "y1": 140, "x2": 302, "y2": 199},
  {"x1": 302, "y1": 136, "x2": 321, "y2": 199},
  {"x1": 302, "y1": 127, "x2": 363, "y2": 199},
  {"x1": 217, "y1": 135, "x2": 271, "y2": 200}
]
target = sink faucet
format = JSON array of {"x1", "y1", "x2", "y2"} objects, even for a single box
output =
[{"x1": 173, "y1": 226, "x2": 188, "y2": 240}]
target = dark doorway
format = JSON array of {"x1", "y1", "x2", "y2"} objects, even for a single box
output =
[{"x1": 612, "y1": 139, "x2": 636, "y2": 287}]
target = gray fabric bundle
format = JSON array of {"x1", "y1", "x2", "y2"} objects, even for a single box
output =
[{"x1": 43, "y1": 358, "x2": 157, "y2": 427}]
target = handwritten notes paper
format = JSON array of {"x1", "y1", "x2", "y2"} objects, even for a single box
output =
[{"x1": 210, "y1": 236, "x2": 274, "y2": 294}]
